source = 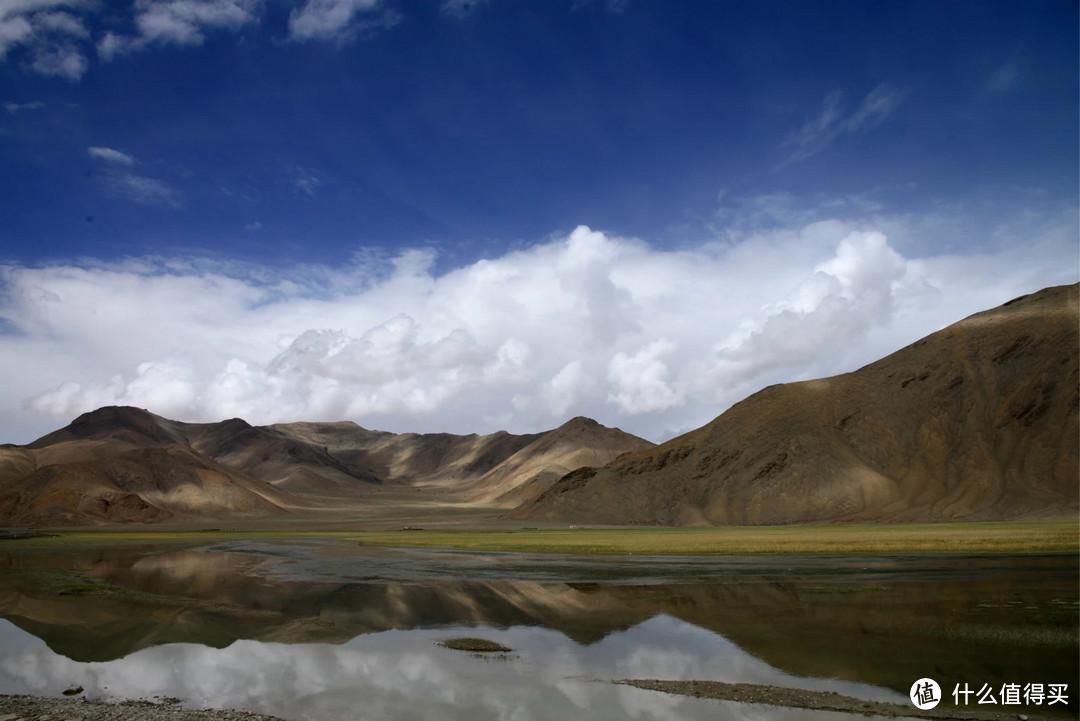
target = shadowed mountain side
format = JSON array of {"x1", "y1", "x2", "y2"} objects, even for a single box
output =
[
  {"x1": 261, "y1": 417, "x2": 652, "y2": 503},
  {"x1": 183, "y1": 419, "x2": 383, "y2": 496},
  {"x1": 453, "y1": 416, "x2": 657, "y2": 506},
  {"x1": 269, "y1": 422, "x2": 543, "y2": 491},
  {"x1": 2, "y1": 405, "x2": 652, "y2": 525},
  {"x1": 0, "y1": 444, "x2": 300, "y2": 527},
  {"x1": 27, "y1": 405, "x2": 190, "y2": 450},
  {"x1": 510, "y1": 284, "x2": 1080, "y2": 525}
]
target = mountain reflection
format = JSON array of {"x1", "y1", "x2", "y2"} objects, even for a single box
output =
[
  {"x1": 0, "y1": 540, "x2": 1075, "y2": 708},
  {"x1": 0, "y1": 615, "x2": 903, "y2": 721}
]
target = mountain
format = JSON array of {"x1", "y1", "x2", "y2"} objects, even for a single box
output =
[
  {"x1": 452, "y1": 416, "x2": 657, "y2": 505},
  {"x1": 0, "y1": 406, "x2": 652, "y2": 526},
  {"x1": 0, "y1": 437, "x2": 301, "y2": 528},
  {"x1": 509, "y1": 284, "x2": 1080, "y2": 525}
]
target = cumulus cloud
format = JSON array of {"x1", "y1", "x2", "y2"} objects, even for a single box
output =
[
  {"x1": 3, "y1": 203, "x2": 1075, "y2": 446},
  {"x1": 4, "y1": 0, "x2": 396, "y2": 71},
  {"x1": 0, "y1": 0, "x2": 92, "y2": 79},
  {"x1": 97, "y1": 0, "x2": 261, "y2": 60},
  {"x1": 608, "y1": 339, "x2": 683, "y2": 414},
  {"x1": 784, "y1": 83, "x2": 903, "y2": 164},
  {"x1": 288, "y1": 0, "x2": 398, "y2": 42},
  {"x1": 690, "y1": 230, "x2": 912, "y2": 401}
]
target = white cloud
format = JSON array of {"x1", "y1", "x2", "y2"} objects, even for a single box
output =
[
  {"x1": 33, "y1": 10, "x2": 87, "y2": 36},
  {"x1": 97, "y1": 0, "x2": 261, "y2": 60},
  {"x1": 0, "y1": 15, "x2": 34, "y2": 58},
  {"x1": 0, "y1": 0, "x2": 91, "y2": 79},
  {"x1": 3, "y1": 100, "x2": 44, "y2": 113},
  {"x1": 288, "y1": 0, "x2": 396, "y2": 42},
  {"x1": 1, "y1": 204, "x2": 1076, "y2": 445},
  {"x1": 291, "y1": 166, "x2": 323, "y2": 198},
  {"x1": 784, "y1": 83, "x2": 903, "y2": 164},
  {"x1": 113, "y1": 173, "x2": 183, "y2": 206},
  {"x1": 87, "y1": 147, "x2": 182, "y2": 206},
  {"x1": 608, "y1": 339, "x2": 683, "y2": 414},
  {"x1": 88, "y1": 146, "x2": 137, "y2": 166},
  {"x1": 26, "y1": 42, "x2": 86, "y2": 78},
  {"x1": 134, "y1": 0, "x2": 258, "y2": 44},
  {"x1": 96, "y1": 31, "x2": 130, "y2": 61},
  {"x1": 543, "y1": 360, "x2": 584, "y2": 416},
  {"x1": 690, "y1": 230, "x2": 912, "y2": 400}
]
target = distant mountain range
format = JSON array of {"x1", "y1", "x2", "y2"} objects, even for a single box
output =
[
  {"x1": 1, "y1": 284, "x2": 1076, "y2": 527},
  {"x1": 0, "y1": 409, "x2": 652, "y2": 526},
  {"x1": 510, "y1": 284, "x2": 1079, "y2": 525}
]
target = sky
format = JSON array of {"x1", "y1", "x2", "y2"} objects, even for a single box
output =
[{"x1": 0, "y1": 0, "x2": 1077, "y2": 445}]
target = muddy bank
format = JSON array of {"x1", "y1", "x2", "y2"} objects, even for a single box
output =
[
  {"x1": 616, "y1": 680, "x2": 1061, "y2": 720},
  {"x1": 0, "y1": 695, "x2": 287, "y2": 721}
]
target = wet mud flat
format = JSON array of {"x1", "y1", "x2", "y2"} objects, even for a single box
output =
[{"x1": 0, "y1": 695, "x2": 286, "y2": 721}]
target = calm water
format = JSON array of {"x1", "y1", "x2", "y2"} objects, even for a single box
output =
[{"x1": 0, "y1": 538, "x2": 1075, "y2": 720}]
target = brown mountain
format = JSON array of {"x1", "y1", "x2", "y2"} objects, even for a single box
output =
[
  {"x1": 0, "y1": 426, "x2": 302, "y2": 528},
  {"x1": 0, "y1": 406, "x2": 652, "y2": 525},
  {"x1": 261, "y1": 415, "x2": 654, "y2": 506},
  {"x1": 509, "y1": 284, "x2": 1080, "y2": 525}
]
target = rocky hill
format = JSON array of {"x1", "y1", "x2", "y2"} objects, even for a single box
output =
[
  {"x1": 0, "y1": 406, "x2": 652, "y2": 525},
  {"x1": 509, "y1": 284, "x2": 1080, "y2": 525}
]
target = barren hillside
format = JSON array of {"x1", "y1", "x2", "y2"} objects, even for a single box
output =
[
  {"x1": 510, "y1": 284, "x2": 1080, "y2": 525},
  {"x1": 0, "y1": 406, "x2": 651, "y2": 525}
]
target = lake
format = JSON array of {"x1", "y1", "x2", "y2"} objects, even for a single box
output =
[{"x1": 0, "y1": 537, "x2": 1075, "y2": 720}]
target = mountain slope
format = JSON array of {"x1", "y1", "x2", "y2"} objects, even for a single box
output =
[
  {"x1": 509, "y1": 284, "x2": 1080, "y2": 525},
  {"x1": 267, "y1": 416, "x2": 652, "y2": 504},
  {"x1": 0, "y1": 406, "x2": 653, "y2": 525},
  {"x1": 0, "y1": 439, "x2": 300, "y2": 527},
  {"x1": 456, "y1": 416, "x2": 656, "y2": 505}
]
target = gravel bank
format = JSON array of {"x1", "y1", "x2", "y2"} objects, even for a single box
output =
[
  {"x1": 0, "y1": 696, "x2": 288, "y2": 721},
  {"x1": 616, "y1": 680, "x2": 1059, "y2": 721}
]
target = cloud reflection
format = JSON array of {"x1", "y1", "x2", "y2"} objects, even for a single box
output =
[{"x1": 0, "y1": 615, "x2": 903, "y2": 721}]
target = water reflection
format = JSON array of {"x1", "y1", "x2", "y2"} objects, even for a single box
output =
[
  {"x1": 0, "y1": 539, "x2": 1076, "y2": 716},
  {"x1": 0, "y1": 615, "x2": 904, "y2": 721}
]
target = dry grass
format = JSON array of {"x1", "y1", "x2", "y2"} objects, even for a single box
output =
[
  {"x1": 348, "y1": 520, "x2": 1079, "y2": 555},
  {"x1": 9, "y1": 520, "x2": 1076, "y2": 555}
]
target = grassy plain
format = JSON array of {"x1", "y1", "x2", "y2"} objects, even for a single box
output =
[
  {"x1": 8, "y1": 520, "x2": 1076, "y2": 555},
  {"x1": 350, "y1": 520, "x2": 1079, "y2": 555}
]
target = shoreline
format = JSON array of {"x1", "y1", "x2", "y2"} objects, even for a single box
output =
[
  {"x1": 0, "y1": 695, "x2": 289, "y2": 721},
  {"x1": 615, "y1": 680, "x2": 1068, "y2": 720},
  {"x1": 5, "y1": 682, "x2": 1071, "y2": 721}
]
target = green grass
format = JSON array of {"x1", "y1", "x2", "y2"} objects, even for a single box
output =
[
  {"x1": 348, "y1": 520, "x2": 1079, "y2": 555},
  {"x1": 5, "y1": 520, "x2": 1076, "y2": 555}
]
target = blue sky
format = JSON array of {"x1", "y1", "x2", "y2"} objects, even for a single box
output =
[{"x1": 0, "y1": 0, "x2": 1077, "y2": 444}]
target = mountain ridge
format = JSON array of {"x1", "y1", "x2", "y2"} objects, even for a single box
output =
[
  {"x1": 0, "y1": 407, "x2": 653, "y2": 526},
  {"x1": 508, "y1": 284, "x2": 1079, "y2": 525}
]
